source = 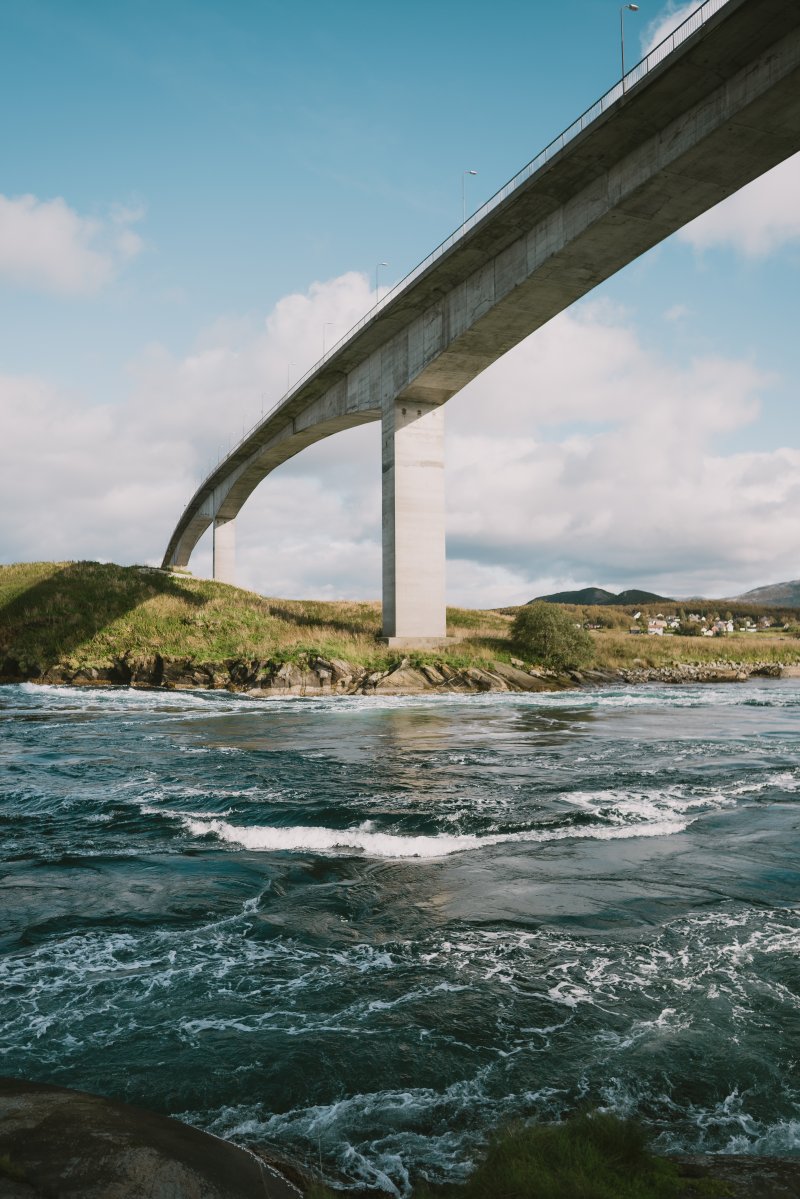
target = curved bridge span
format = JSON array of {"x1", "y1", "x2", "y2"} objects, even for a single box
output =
[{"x1": 164, "y1": 0, "x2": 800, "y2": 642}]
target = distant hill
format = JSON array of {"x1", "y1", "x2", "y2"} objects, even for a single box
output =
[
  {"x1": 533, "y1": 587, "x2": 673, "y2": 606},
  {"x1": 615, "y1": 589, "x2": 674, "y2": 605},
  {"x1": 733, "y1": 579, "x2": 800, "y2": 607}
]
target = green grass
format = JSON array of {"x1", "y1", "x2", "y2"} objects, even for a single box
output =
[
  {"x1": 305, "y1": 1114, "x2": 730, "y2": 1198},
  {"x1": 0, "y1": 561, "x2": 515, "y2": 675},
  {"x1": 1, "y1": 560, "x2": 798, "y2": 681}
]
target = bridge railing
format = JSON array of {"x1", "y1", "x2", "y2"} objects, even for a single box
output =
[{"x1": 199, "y1": 0, "x2": 730, "y2": 487}]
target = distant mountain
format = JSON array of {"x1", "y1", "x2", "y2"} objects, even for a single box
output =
[
  {"x1": 733, "y1": 579, "x2": 800, "y2": 607},
  {"x1": 534, "y1": 587, "x2": 616, "y2": 605},
  {"x1": 532, "y1": 587, "x2": 672, "y2": 606}
]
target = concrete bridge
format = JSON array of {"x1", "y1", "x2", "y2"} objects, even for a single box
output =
[{"x1": 163, "y1": 0, "x2": 800, "y2": 643}]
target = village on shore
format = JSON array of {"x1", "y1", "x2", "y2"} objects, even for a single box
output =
[{"x1": 626, "y1": 611, "x2": 779, "y2": 637}]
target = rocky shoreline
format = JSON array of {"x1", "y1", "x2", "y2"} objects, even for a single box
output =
[
  {"x1": 2, "y1": 1077, "x2": 799, "y2": 1198},
  {"x1": 1, "y1": 653, "x2": 798, "y2": 695},
  {"x1": 617, "y1": 660, "x2": 798, "y2": 684},
  {"x1": 0, "y1": 653, "x2": 576, "y2": 695}
]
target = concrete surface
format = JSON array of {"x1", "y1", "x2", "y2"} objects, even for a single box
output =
[
  {"x1": 212, "y1": 517, "x2": 236, "y2": 585},
  {"x1": 382, "y1": 400, "x2": 446, "y2": 639}
]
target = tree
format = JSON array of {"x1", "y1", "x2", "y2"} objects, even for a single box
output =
[{"x1": 512, "y1": 602, "x2": 595, "y2": 670}]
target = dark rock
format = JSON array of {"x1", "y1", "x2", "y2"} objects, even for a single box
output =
[
  {"x1": 128, "y1": 656, "x2": 163, "y2": 687},
  {"x1": 0, "y1": 1075, "x2": 300, "y2": 1198},
  {"x1": 111, "y1": 658, "x2": 133, "y2": 685},
  {"x1": 69, "y1": 666, "x2": 124, "y2": 686},
  {"x1": 673, "y1": 1153, "x2": 800, "y2": 1198},
  {"x1": 39, "y1": 665, "x2": 70, "y2": 684},
  {"x1": 160, "y1": 659, "x2": 216, "y2": 690}
]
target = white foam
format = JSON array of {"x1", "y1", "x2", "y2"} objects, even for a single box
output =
[
  {"x1": 182, "y1": 815, "x2": 688, "y2": 858},
  {"x1": 561, "y1": 783, "x2": 737, "y2": 825}
]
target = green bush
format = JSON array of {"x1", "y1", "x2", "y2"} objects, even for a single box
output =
[{"x1": 512, "y1": 602, "x2": 594, "y2": 670}]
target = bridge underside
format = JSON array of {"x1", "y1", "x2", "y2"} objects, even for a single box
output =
[{"x1": 162, "y1": 0, "x2": 800, "y2": 640}]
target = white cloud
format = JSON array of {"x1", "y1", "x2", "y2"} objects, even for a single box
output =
[
  {"x1": 641, "y1": 2, "x2": 699, "y2": 57},
  {"x1": 1, "y1": 274, "x2": 798, "y2": 606},
  {"x1": 442, "y1": 304, "x2": 798, "y2": 602},
  {"x1": 678, "y1": 153, "x2": 800, "y2": 257},
  {"x1": 639, "y1": 3, "x2": 800, "y2": 260},
  {"x1": 0, "y1": 271, "x2": 383, "y2": 598},
  {"x1": 0, "y1": 194, "x2": 144, "y2": 294}
]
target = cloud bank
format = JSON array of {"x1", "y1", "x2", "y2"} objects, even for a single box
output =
[
  {"x1": 679, "y1": 153, "x2": 800, "y2": 257},
  {"x1": 1, "y1": 271, "x2": 798, "y2": 605},
  {"x1": 0, "y1": 194, "x2": 143, "y2": 294}
]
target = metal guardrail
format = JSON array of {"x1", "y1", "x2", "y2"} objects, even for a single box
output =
[{"x1": 199, "y1": 0, "x2": 730, "y2": 486}]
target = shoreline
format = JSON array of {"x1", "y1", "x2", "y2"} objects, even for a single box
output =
[
  {"x1": 1, "y1": 655, "x2": 799, "y2": 696},
  {"x1": 2, "y1": 1076, "x2": 799, "y2": 1198}
]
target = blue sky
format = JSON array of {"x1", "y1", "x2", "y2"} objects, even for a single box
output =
[{"x1": 2, "y1": 0, "x2": 799, "y2": 603}]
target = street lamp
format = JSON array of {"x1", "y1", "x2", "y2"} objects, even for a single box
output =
[
  {"x1": 620, "y1": 4, "x2": 640, "y2": 83},
  {"x1": 323, "y1": 322, "x2": 335, "y2": 355},
  {"x1": 462, "y1": 169, "x2": 478, "y2": 226},
  {"x1": 287, "y1": 362, "x2": 295, "y2": 389},
  {"x1": 375, "y1": 261, "x2": 389, "y2": 299}
]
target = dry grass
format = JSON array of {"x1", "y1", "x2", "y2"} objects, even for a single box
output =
[
  {"x1": 1, "y1": 561, "x2": 798, "y2": 677},
  {"x1": 591, "y1": 628, "x2": 800, "y2": 670},
  {"x1": 0, "y1": 561, "x2": 516, "y2": 673}
]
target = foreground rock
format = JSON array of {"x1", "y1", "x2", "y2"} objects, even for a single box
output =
[
  {"x1": 673, "y1": 1153, "x2": 800, "y2": 1198},
  {"x1": 0, "y1": 1076, "x2": 300, "y2": 1199},
  {"x1": 619, "y1": 661, "x2": 786, "y2": 684},
  {"x1": 2, "y1": 1078, "x2": 798, "y2": 1199}
]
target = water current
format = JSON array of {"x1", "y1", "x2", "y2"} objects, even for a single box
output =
[{"x1": 1, "y1": 679, "x2": 798, "y2": 1192}]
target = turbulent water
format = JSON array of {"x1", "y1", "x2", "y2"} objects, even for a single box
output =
[{"x1": 1, "y1": 680, "x2": 799, "y2": 1192}]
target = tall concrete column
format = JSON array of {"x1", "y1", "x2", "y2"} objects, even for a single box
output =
[
  {"x1": 212, "y1": 517, "x2": 236, "y2": 585},
  {"x1": 381, "y1": 399, "x2": 446, "y2": 644}
]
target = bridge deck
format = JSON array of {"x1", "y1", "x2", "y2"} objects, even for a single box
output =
[{"x1": 163, "y1": 0, "x2": 800, "y2": 574}]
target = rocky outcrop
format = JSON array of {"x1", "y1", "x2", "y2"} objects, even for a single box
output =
[
  {"x1": 0, "y1": 1075, "x2": 299, "y2": 1198},
  {"x1": 0, "y1": 650, "x2": 574, "y2": 696},
  {"x1": 619, "y1": 661, "x2": 785, "y2": 684},
  {"x1": 2, "y1": 652, "x2": 795, "y2": 695},
  {"x1": 672, "y1": 1153, "x2": 800, "y2": 1198}
]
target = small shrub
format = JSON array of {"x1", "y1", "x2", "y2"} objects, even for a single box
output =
[
  {"x1": 307, "y1": 1114, "x2": 724, "y2": 1198},
  {"x1": 512, "y1": 602, "x2": 594, "y2": 670}
]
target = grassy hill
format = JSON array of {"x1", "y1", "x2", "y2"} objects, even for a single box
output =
[
  {"x1": 0, "y1": 561, "x2": 513, "y2": 678},
  {"x1": 734, "y1": 578, "x2": 800, "y2": 606},
  {"x1": 1, "y1": 562, "x2": 799, "y2": 688},
  {"x1": 534, "y1": 587, "x2": 673, "y2": 605}
]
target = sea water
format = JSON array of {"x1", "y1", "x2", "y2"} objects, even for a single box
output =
[{"x1": 1, "y1": 680, "x2": 798, "y2": 1192}]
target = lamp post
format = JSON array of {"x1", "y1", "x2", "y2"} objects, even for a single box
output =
[
  {"x1": 375, "y1": 261, "x2": 388, "y2": 300},
  {"x1": 323, "y1": 322, "x2": 335, "y2": 355},
  {"x1": 462, "y1": 169, "x2": 478, "y2": 226},
  {"x1": 620, "y1": 4, "x2": 640, "y2": 84},
  {"x1": 287, "y1": 362, "x2": 295, "y2": 389}
]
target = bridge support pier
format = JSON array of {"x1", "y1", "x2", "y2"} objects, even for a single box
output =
[
  {"x1": 381, "y1": 399, "x2": 446, "y2": 644},
  {"x1": 212, "y1": 517, "x2": 236, "y2": 585}
]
